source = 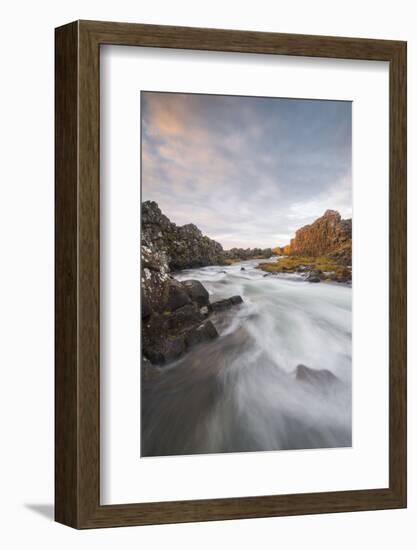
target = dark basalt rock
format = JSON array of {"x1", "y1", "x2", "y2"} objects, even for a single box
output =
[
  {"x1": 142, "y1": 297, "x2": 152, "y2": 320},
  {"x1": 143, "y1": 311, "x2": 186, "y2": 365},
  {"x1": 141, "y1": 201, "x2": 225, "y2": 312},
  {"x1": 141, "y1": 201, "x2": 245, "y2": 366},
  {"x1": 184, "y1": 320, "x2": 218, "y2": 348},
  {"x1": 165, "y1": 304, "x2": 204, "y2": 332},
  {"x1": 182, "y1": 279, "x2": 209, "y2": 307},
  {"x1": 296, "y1": 364, "x2": 339, "y2": 387},
  {"x1": 305, "y1": 270, "x2": 324, "y2": 283},
  {"x1": 211, "y1": 295, "x2": 243, "y2": 312},
  {"x1": 143, "y1": 290, "x2": 244, "y2": 365},
  {"x1": 165, "y1": 280, "x2": 192, "y2": 311},
  {"x1": 142, "y1": 201, "x2": 225, "y2": 273},
  {"x1": 306, "y1": 276, "x2": 321, "y2": 283},
  {"x1": 143, "y1": 308, "x2": 218, "y2": 365},
  {"x1": 145, "y1": 336, "x2": 185, "y2": 365}
]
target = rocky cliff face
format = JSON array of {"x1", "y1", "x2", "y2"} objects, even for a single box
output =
[
  {"x1": 141, "y1": 201, "x2": 243, "y2": 365},
  {"x1": 141, "y1": 201, "x2": 225, "y2": 311},
  {"x1": 277, "y1": 210, "x2": 352, "y2": 265},
  {"x1": 142, "y1": 201, "x2": 224, "y2": 270}
]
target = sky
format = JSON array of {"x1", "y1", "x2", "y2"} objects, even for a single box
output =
[{"x1": 141, "y1": 91, "x2": 352, "y2": 249}]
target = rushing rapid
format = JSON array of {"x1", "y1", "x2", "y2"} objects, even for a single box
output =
[{"x1": 141, "y1": 259, "x2": 352, "y2": 457}]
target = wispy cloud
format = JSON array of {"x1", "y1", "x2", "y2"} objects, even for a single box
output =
[{"x1": 141, "y1": 92, "x2": 352, "y2": 248}]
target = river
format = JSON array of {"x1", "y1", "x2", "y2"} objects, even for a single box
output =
[{"x1": 141, "y1": 259, "x2": 352, "y2": 457}]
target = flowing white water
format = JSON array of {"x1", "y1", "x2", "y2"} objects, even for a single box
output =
[{"x1": 141, "y1": 259, "x2": 352, "y2": 457}]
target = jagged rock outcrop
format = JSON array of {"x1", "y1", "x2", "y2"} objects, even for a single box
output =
[
  {"x1": 142, "y1": 201, "x2": 225, "y2": 273},
  {"x1": 142, "y1": 297, "x2": 218, "y2": 365},
  {"x1": 142, "y1": 281, "x2": 244, "y2": 365},
  {"x1": 141, "y1": 201, "x2": 225, "y2": 311},
  {"x1": 260, "y1": 210, "x2": 352, "y2": 282},
  {"x1": 275, "y1": 210, "x2": 352, "y2": 265},
  {"x1": 141, "y1": 201, "x2": 243, "y2": 365},
  {"x1": 289, "y1": 210, "x2": 351, "y2": 261}
]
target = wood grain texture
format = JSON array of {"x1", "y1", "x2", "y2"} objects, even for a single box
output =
[
  {"x1": 55, "y1": 21, "x2": 79, "y2": 527},
  {"x1": 55, "y1": 20, "x2": 407, "y2": 529}
]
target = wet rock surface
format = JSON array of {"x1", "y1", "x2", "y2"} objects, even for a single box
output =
[
  {"x1": 295, "y1": 364, "x2": 340, "y2": 390},
  {"x1": 184, "y1": 320, "x2": 218, "y2": 348},
  {"x1": 165, "y1": 279, "x2": 192, "y2": 311},
  {"x1": 211, "y1": 295, "x2": 244, "y2": 312},
  {"x1": 142, "y1": 280, "x2": 243, "y2": 365},
  {"x1": 182, "y1": 279, "x2": 209, "y2": 307}
]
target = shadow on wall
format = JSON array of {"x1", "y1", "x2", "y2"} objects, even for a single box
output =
[{"x1": 24, "y1": 503, "x2": 54, "y2": 521}]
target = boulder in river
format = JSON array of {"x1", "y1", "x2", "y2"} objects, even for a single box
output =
[
  {"x1": 143, "y1": 309, "x2": 219, "y2": 365},
  {"x1": 211, "y1": 295, "x2": 243, "y2": 312},
  {"x1": 184, "y1": 320, "x2": 218, "y2": 348},
  {"x1": 295, "y1": 364, "x2": 339, "y2": 388},
  {"x1": 142, "y1": 277, "x2": 242, "y2": 365},
  {"x1": 143, "y1": 332, "x2": 186, "y2": 365},
  {"x1": 165, "y1": 279, "x2": 192, "y2": 311},
  {"x1": 306, "y1": 276, "x2": 321, "y2": 283},
  {"x1": 164, "y1": 304, "x2": 204, "y2": 332},
  {"x1": 182, "y1": 279, "x2": 209, "y2": 307},
  {"x1": 305, "y1": 270, "x2": 324, "y2": 283}
]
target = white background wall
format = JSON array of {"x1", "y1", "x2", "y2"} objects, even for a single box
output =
[{"x1": 0, "y1": 0, "x2": 415, "y2": 547}]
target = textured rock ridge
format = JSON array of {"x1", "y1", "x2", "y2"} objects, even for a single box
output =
[
  {"x1": 289, "y1": 210, "x2": 351, "y2": 257},
  {"x1": 141, "y1": 201, "x2": 225, "y2": 311},
  {"x1": 141, "y1": 201, "x2": 244, "y2": 365},
  {"x1": 275, "y1": 210, "x2": 352, "y2": 265},
  {"x1": 259, "y1": 210, "x2": 352, "y2": 282},
  {"x1": 142, "y1": 201, "x2": 225, "y2": 273}
]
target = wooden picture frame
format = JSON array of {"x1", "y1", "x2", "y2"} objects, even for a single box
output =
[{"x1": 55, "y1": 20, "x2": 407, "y2": 529}]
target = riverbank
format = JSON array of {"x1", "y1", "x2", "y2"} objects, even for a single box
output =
[
  {"x1": 256, "y1": 255, "x2": 352, "y2": 283},
  {"x1": 141, "y1": 259, "x2": 352, "y2": 456}
]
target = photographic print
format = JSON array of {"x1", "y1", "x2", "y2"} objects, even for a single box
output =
[{"x1": 141, "y1": 91, "x2": 352, "y2": 457}]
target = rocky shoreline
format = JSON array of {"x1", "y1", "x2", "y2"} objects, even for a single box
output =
[
  {"x1": 141, "y1": 202, "x2": 352, "y2": 366},
  {"x1": 142, "y1": 277, "x2": 243, "y2": 365},
  {"x1": 142, "y1": 201, "x2": 244, "y2": 365},
  {"x1": 257, "y1": 255, "x2": 352, "y2": 283},
  {"x1": 260, "y1": 210, "x2": 352, "y2": 283}
]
